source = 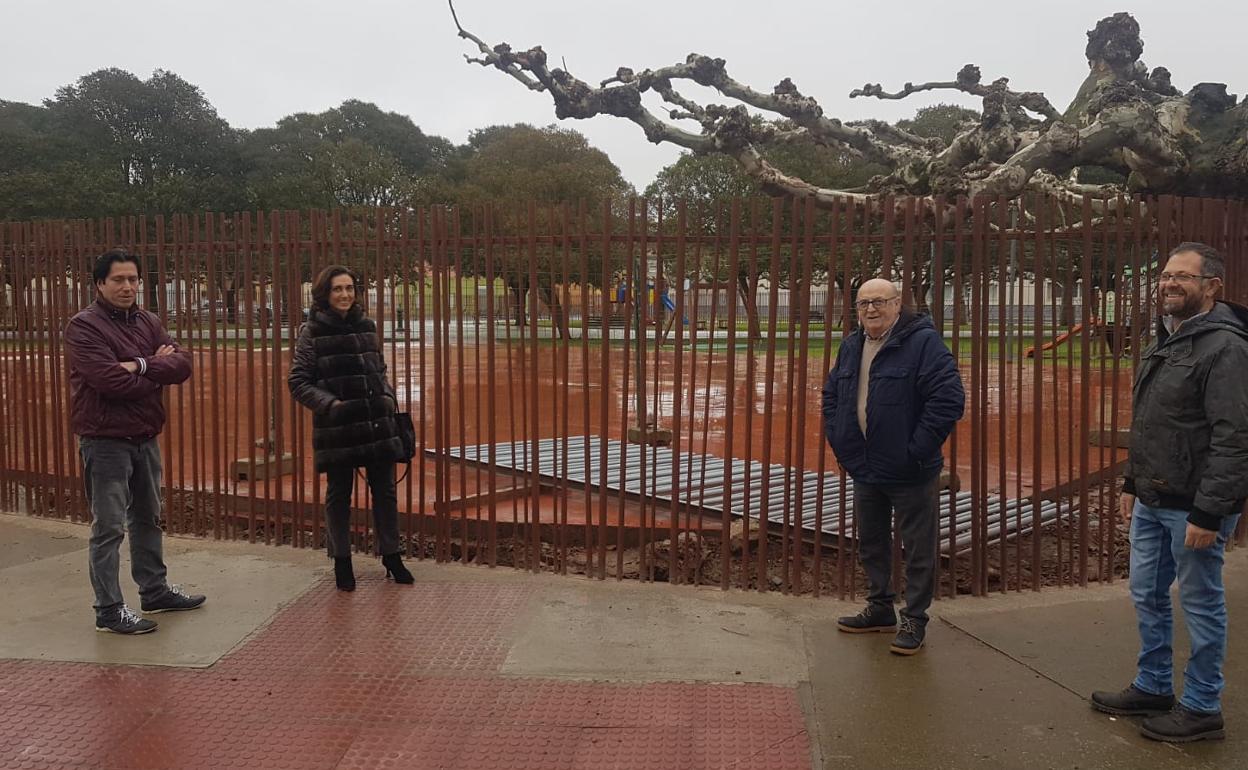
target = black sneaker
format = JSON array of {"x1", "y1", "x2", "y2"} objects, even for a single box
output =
[
  {"x1": 1089, "y1": 684, "x2": 1175, "y2": 716},
  {"x1": 889, "y1": 615, "x2": 926, "y2": 655},
  {"x1": 95, "y1": 606, "x2": 158, "y2": 635},
  {"x1": 1140, "y1": 706, "x2": 1225, "y2": 743},
  {"x1": 141, "y1": 585, "x2": 206, "y2": 614},
  {"x1": 836, "y1": 603, "x2": 897, "y2": 633}
]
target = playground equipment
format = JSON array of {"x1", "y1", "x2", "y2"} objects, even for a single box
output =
[
  {"x1": 1024, "y1": 316, "x2": 1134, "y2": 359},
  {"x1": 614, "y1": 280, "x2": 679, "y2": 321},
  {"x1": 1024, "y1": 322, "x2": 1089, "y2": 358},
  {"x1": 1025, "y1": 251, "x2": 1158, "y2": 358}
]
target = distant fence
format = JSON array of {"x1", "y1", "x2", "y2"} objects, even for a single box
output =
[{"x1": 1, "y1": 194, "x2": 1245, "y2": 597}]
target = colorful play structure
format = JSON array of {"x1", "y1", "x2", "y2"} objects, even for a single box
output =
[{"x1": 614, "y1": 280, "x2": 683, "y2": 323}]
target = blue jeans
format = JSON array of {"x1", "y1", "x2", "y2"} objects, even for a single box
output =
[{"x1": 1129, "y1": 502, "x2": 1240, "y2": 714}]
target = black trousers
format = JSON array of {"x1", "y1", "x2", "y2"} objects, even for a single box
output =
[
  {"x1": 323, "y1": 462, "x2": 400, "y2": 558},
  {"x1": 854, "y1": 476, "x2": 940, "y2": 622}
]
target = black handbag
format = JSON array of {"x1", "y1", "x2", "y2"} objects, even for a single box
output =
[
  {"x1": 394, "y1": 410, "x2": 417, "y2": 462},
  {"x1": 356, "y1": 411, "x2": 415, "y2": 483}
]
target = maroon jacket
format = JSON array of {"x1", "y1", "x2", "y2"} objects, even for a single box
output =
[{"x1": 65, "y1": 299, "x2": 192, "y2": 439}]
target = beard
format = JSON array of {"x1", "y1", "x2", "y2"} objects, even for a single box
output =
[{"x1": 1163, "y1": 289, "x2": 1207, "y2": 320}]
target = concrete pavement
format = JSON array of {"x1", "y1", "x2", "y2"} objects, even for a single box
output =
[{"x1": 1, "y1": 511, "x2": 1243, "y2": 769}]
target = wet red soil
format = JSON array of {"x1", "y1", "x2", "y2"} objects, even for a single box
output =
[{"x1": 2, "y1": 339, "x2": 1134, "y2": 535}]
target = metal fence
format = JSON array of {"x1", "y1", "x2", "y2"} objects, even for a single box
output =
[{"x1": 2, "y1": 194, "x2": 1245, "y2": 598}]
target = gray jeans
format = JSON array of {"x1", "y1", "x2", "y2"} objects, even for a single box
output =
[
  {"x1": 854, "y1": 476, "x2": 940, "y2": 622},
  {"x1": 80, "y1": 437, "x2": 169, "y2": 617}
]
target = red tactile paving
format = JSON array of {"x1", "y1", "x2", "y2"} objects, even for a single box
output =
[
  {"x1": 217, "y1": 578, "x2": 529, "y2": 678},
  {"x1": 0, "y1": 577, "x2": 811, "y2": 770},
  {"x1": 100, "y1": 717, "x2": 359, "y2": 770}
]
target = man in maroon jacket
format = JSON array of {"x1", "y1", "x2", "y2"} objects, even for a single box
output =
[{"x1": 66, "y1": 249, "x2": 204, "y2": 634}]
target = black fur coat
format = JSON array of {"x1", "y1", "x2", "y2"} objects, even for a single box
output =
[{"x1": 287, "y1": 305, "x2": 403, "y2": 472}]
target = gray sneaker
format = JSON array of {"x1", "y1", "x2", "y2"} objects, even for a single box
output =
[
  {"x1": 141, "y1": 585, "x2": 206, "y2": 614},
  {"x1": 95, "y1": 606, "x2": 158, "y2": 635}
]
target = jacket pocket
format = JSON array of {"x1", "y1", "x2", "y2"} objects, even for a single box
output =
[
  {"x1": 871, "y1": 366, "x2": 911, "y2": 405},
  {"x1": 833, "y1": 370, "x2": 856, "y2": 420},
  {"x1": 1168, "y1": 431, "x2": 1200, "y2": 494},
  {"x1": 1143, "y1": 340, "x2": 1198, "y2": 404},
  {"x1": 1142, "y1": 429, "x2": 1195, "y2": 494}
]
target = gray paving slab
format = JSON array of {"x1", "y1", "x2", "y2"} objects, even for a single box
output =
[
  {"x1": 502, "y1": 579, "x2": 813, "y2": 684},
  {"x1": 939, "y1": 550, "x2": 1248, "y2": 768},
  {"x1": 805, "y1": 614, "x2": 1212, "y2": 769},
  {"x1": 0, "y1": 515, "x2": 87, "y2": 567},
  {"x1": 0, "y1": 512, "x2": 326, "y2": 667}
]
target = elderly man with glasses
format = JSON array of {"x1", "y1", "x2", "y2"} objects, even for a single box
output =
[
  {"x1": 1091, "y1": 242, "x2": 1248, "y2": 743},
  {"x1": 821, "y1": 278, "x2": 964, "y2": 654}
]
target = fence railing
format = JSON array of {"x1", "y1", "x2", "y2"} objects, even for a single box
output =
[{"x1": 2, "y1": 194, "x2": 1245, "y2": 597}]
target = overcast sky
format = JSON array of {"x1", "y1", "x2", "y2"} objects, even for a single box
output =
[{"x1": 2, "y1": 0, "x2": 1243, "y2": 190}]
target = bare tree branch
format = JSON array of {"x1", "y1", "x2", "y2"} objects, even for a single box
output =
[
  {"x1": 852, "y1": 64, "x2": 1062, "y2": 123},
  {"x1": 847, "y1": 119, "x2": 943, "y2": 153},
  {"x1": 455, "y1": 6, "x2": 1248, "y2": 207},
  {"x1": 732, "y1": 146, "x2": 873, "y2": 206},
  {"x1": 451, "y1": 1, "x2": 711, "y2": 152},
  {"x1": 636, "y1": 60, "x2": 924, "y2": 167},
  {"x1": 450, "y1": 0, "x2": 545, "y2": 92}
]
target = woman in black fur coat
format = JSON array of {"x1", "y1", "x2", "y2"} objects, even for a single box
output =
[{"x1": 287, "y1": 265, "x2": 414, "y2": 591}]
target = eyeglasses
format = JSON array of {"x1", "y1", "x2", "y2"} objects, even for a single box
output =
[
  {"x1": 1156, "y1": 272, "x2": 1218, "y2": 284},
  {"x1": 856, "y1": 297, "x2": 898, "y2": 311}
]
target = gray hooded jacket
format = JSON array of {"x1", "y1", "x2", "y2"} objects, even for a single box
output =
[{"x1": 1121, "y1": 300, "x2": 1248, "y2": 530}]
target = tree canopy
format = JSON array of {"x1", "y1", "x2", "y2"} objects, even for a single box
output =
[
  {"x1": 0, "y1": 71, "x2": 624, "y2": 221},
  {"x1": 1, "y1": 69, "x2": 243, "y2": 219},
  {"x1": 444, "y1": 123, "x2": 632, "y2": 207}
]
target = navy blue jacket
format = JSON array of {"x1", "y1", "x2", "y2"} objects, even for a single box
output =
[{"x1": 821, "y1": 309, "x2": 965, "y2": 485}]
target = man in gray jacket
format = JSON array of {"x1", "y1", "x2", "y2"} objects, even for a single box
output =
[
  {"x1": 1090, "y1": 242, "x2": 1248, "y2": 742},
  {"x1": 66, "y1": 249, "x2": 204, "y2": 634}
]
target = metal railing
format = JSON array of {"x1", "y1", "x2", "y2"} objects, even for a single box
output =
[{"x1": 1, "y1": 194, "x2": 1244, "y2": 597}]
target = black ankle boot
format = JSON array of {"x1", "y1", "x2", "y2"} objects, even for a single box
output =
[
  {"x1": 333, "y1": 557, "x2": 355, "y2": 592},
  {"x1": 381, "y1": 553, "x2": 414, "y2": 584}
]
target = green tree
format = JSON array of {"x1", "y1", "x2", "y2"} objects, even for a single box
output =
[
  {"x1": 47, "y1": 68, "x2": 246, "y2": 213},
  {"x1": 448, "y1": 123, "x2": 632, "y2": 205},
  {"x1": 439, "y1": 124, "x2": 634, "y2": 332},
  {"x1": 324, "y1": 139, "x2": 411, "y2": 207},
  {"x1": 895, "y1": 103, "x2": 980, "y2": 145},
  {"x1": 644, "y1": 133, "x2": 888, "y2": 337},
  {"x1": 644, "y1": 118, "x2": 890, "y2": 221},
  {"x1": 240, "y1": 99, "x2": 453, "y2": 210},
  {"x1": 0, "y1": 100, "x2": 125, "y2": 220}
]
